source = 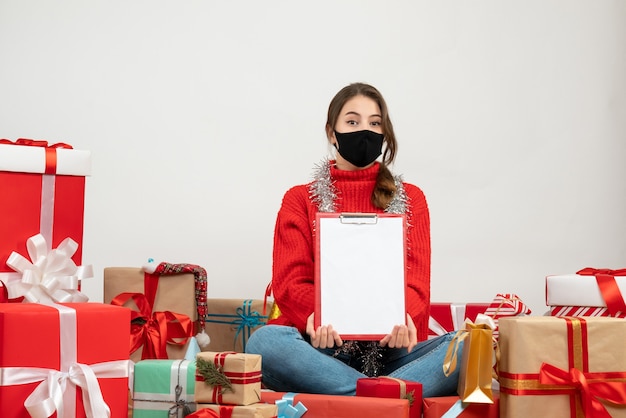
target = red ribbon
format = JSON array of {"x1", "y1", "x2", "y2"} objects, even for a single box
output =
[
  {"x1": 0, "y1": 138, "x2": 73, "y2": 148},
  {"x1": 577, "y1": 268, "x2": 626, "y2": 315},
  {"x1": 186, "y1": 409, "x2": 220, "y2": 418},
  {"x1": 217, "y1": 406, "x2": 234, "y2": 418},
  {"x1": 263, "y1": 281, "x2": 272, "y2": 316},
  {"x1": 0, "y1": 138, "x2": 73, "y2": 175},
  {"x1": 0, "y1": 281, "x2": 24, "y2": 303},
  {"x1": 539, "y1": 363, "x2": 626, "y2": 418},
  {"x1": 110, "y1": 291, "x2": 193, "y2": 359}
]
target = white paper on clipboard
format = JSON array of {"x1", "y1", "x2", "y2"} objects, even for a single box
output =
[{"x1": 315, "y1": 212, "x2": 406, "y2": 340}]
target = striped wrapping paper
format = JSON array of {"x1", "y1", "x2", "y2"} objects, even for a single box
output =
[
  {"x1": 483, "y1": 293, "x2": 532, "y2": 339},
  {"x1": 549, "y1": 306, "x2": 626, "y2": 318}
]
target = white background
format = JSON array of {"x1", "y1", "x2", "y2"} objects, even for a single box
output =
[{"x1": 1, "y1": 1, "x2": 624, "y2": 317}]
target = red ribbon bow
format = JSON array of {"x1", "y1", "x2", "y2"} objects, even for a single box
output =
[
  {"x1": 577, "y1": 268, "x2": 626, "y2": 315},
  {"x1": 539, "y1": 362, "x2": 626, "y2": 418},
  {"x1": 577, "y1": 268, "x2": 626, "y2": 277},
  {"x1": 111, "y1": 292, "x2": 193, "y2": 359},
  {"x1": 0, "y1": 138, "x2": 73, "y2": 148},
  {"x1": 0, "y1": 137, "x2": 73, "y2": 174}
]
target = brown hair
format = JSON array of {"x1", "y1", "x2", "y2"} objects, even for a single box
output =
[{"x1": 325, "y1": 82, "x2": 398, "y2": 209}]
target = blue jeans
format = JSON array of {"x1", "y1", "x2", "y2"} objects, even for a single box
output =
[{"x1": 245, "y1": 325, "x2": 461, "y2": 398}]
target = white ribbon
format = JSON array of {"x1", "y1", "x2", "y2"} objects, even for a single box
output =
[
  {"x1": 473, "y1": 313, "x2": 496, "y2": 330},
  {"x1": 5, "y1": 234, "x2": 92, "y2": 303},
  {"x1": 40, "y1": 174, "x2": 55, "y2": 249},
  {"x1": 428, "y1": 303, "x2": 467, "y2": 337},
  {"x1": 0, "y1": 304, "x2": 131, "y2": 418}
]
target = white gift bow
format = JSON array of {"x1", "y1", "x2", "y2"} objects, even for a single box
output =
[
  {"x1": 0, "y1": 304, "x2": 131, "y2": 418},
  {"x1": 473, "y1": 313, "x2": 496, "y2": 330},
  {"x1": 5, "y1": 233, "x2": 92, "y2": 303},
  {"x1": 428, "y1": 303, "x2": 467, "y2": 337}
]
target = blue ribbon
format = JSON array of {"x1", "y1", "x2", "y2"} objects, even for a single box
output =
[
  {"x1": 205, "y1": 300, "x2": 267, "y2": 352},
  {"x1": 276, "y1": 393, "x2": 307, "y2": 418},
  {"x1": 441, "y1": 399, "x2": 467, "y2": 417}
]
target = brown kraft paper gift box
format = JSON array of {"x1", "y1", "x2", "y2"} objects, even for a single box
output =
[
  {"x1": 103, "y1": 266, "x2": 197, "y2": 362},
  {"x1": 195, "y1": 351, "x2": 262, "y2": 406},
  {"x1": 203, "y1": 298, "x2": 269, "y2": 353},
  {"x1": 498, "y1": 316, "x2": 626, "y2": 418}
]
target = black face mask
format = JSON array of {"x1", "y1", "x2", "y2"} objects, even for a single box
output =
[{"x1": 334, "y1": 130, "x2": 384, "y2": 168}]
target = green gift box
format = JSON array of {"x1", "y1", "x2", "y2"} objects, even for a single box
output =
[{"x1": 132, "y1": 359, "x2": 197, "y2": 418}]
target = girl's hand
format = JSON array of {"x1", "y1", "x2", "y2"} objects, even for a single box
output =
[
  {"x1": 306, "y1": 313, "x2": 343, "y2": 349},
  {"x1": 379, "y1": 314, "x2": 418, "y2": 352}
]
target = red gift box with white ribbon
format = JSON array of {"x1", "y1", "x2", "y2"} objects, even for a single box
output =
[
  {"x1": 0, "y1": 303, "x2": 131, "y2": 418},
  {"x1": 428, "y1": 303, "x2": 490, "y2": 339},
  {"x1": 428, "y1": 294, "x2": 531, "y2": 340},
  {"x1": 0, "y1": 139, "x2": 91, "y2": 289}
]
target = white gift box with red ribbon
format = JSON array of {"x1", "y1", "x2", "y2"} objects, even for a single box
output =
[
  {"x1": 546, "y1": 268, "x2": 626, "y2": 316},
  {"x1": 0, "y1": 140, "x2": 91, "y2": 176}
]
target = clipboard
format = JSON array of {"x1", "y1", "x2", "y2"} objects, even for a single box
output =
[{"x1": 314, "y1": 212, "x2": 407, "y2": 340}]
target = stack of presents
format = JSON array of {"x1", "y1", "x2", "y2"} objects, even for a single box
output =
[{"x1": 1, "y1": 138, "x2": 626, "y2": 417}]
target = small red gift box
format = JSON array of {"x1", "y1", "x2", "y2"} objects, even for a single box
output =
[
  {"x1": 422, "y1": 393, "x2": 499, "y2": 418},
  {"x1": 0, "y1": 139, "x2": 90, "y2": 286},
  {"x1": 260, "y1": 391, "x2": 409, "y2": 418},
  {"x1": 0, "y1": 302, "x2": 131, "y2": 418},
  {"x1": 356, "y1": 377, "x2": 422, "y2": 418}
]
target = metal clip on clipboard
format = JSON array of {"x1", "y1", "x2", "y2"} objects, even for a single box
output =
[{"x1": 339, "y1": 213, "x2": 378, "y2": 224}]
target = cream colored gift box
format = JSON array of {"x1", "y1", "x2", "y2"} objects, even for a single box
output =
[
  {"x1": 203, "y1": 299, "x2": 269, "y2": 353},
  {"x1": 498, "y1": 316, "x2": 626, "y2": 418},
  {"x1": 195, "y1": 351, "x2": 262, "y2": 406}
]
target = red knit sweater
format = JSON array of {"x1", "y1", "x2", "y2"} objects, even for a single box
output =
[{"x1": 269, "y1": 161, "x2": 431, "y2": 341}]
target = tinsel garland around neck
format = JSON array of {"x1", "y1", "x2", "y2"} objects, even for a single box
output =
[
  {"x1": 309, "y1": 159, "x2": 408, "y2": 215},
  {"x1": 308, "y1": 159, "x2": 408, "y2": 377}
]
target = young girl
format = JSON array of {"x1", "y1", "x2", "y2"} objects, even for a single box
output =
[{"x1": 246, "y1": 82, "x2": 460, "y2": 397}]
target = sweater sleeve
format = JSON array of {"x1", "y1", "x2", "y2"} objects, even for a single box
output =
[
  {"x1": 269, "y1": 185, "x2": 316, "y2": 332},
  {"x1": 403, "y1": 183, "x2": 431, "y2": 341}
]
